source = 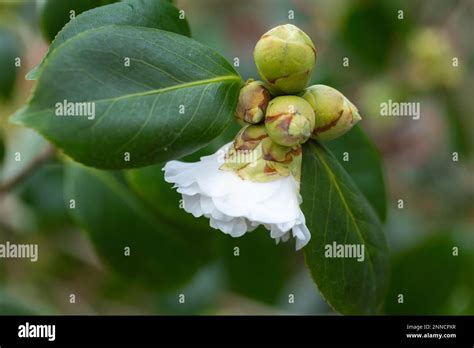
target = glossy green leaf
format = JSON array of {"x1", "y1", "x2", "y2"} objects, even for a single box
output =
[
  {"x1": 301, "y1": 141, "x2": 389, "y2": 314},
  {"x1": 325, "y1": 125, "x2": 387, "y2": 221},
  {"x1": 0, "y1": 26, "x2": 21, "y2": 101},
  {"x1": 64, "y1": 163, "x2": 214, "y2": 290},
  {"x1": 39, "y1": 0, "x2": 118, "y2": 43},
  {"x1": 12, "y1": 25, "x2": 241, "y2": 169},
  {"x1": 29, "y1": 0, "x2": 190, "y2": 80}
]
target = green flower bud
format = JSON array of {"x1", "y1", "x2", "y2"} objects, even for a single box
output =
[
  {"x1": 235, "y1": 80, "x2": 271, "y2": 124},
  {"x1": 234, "y1": 138, "x2": 302, "y2": 183},
  {"x1": 265, "y1": 96, "x2": 315, "y2": 147},
  {"x1": 220, "y1": 126, "x2": 302, "y2": 183},
  {"x1": 254, "y1": 24, "x2": 316, "y2": 95},
  {"x1": 302, "y1": 84, "x2": 362, "y2": 141},
  {"x1": 221, "y1": 124, "x2": 268, "y2": 171},
  {"x1": 233, "y1": 123, "x2": 268, "y2": 151}
]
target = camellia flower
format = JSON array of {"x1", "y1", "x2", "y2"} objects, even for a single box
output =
[
  {"x1": 164, "y1": 24, "x2": 361, "y2": 251},
  {"x1": 163, "y1": 124, "x2": 311, "y2": 250}
]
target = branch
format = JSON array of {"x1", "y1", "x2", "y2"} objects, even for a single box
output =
[{"x1": 0, "y1": 144, "x2": 56, "y2": 195}]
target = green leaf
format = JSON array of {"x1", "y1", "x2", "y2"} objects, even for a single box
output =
[
  {"x1": 17, "y1": 163, "x2": 71, "y2": 231},
  {"x1": 29, "y1": 0, "x2": 190, "y2": 80},
  {"x1": 124, "y1": 120, "x2": 241, "y2": 226},
  {"x1": 124, "y1": 162, "x2": 218, "y2": 254},
  {"x1": 219, "y1": 229, "x2": 292, "y2": 304},
  {"x1": 339, "y1": 0, "x2": 411, "y2": 73},
  {"x1": 64, "y1": 163, "x2": 214, "y2": 290},
  {"x1": 325, "y1": 125, "x2": 387, "y2": 221},
  {"x1": 12, "y1": 25, "x2": 241, "y2": 169},
  {"x1": 385, "y1": 232, "x2": 472, "y2": 315},
  {"x1": 301, "y1": 141, "x2": 389, "y2": 314},
  {"x1": 39, "y1": 0, "x2": 118, "y2": 43},
  {"x1": 0, "y1": 26, "x2": 21, "y2": 101},
  {"x1": 125, "y1": 163, "x2": 211, "y2": 233}
]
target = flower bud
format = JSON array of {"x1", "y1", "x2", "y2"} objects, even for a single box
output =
[
  {"x1": 221, "y1": 124, "x2": 267, "y2": 171},
  {"x1": 232, "y1": 138, "x2": 302, "y2": 183},
  {"x1": 233, "y1": 124, "x2": 268, "y2": 151},
  {"x1": 235, "y1": 80, "x2": 271, "y2": 124},
  {"x1": 254, "y1": 24, "x2": 316, "y2": 95},
  {"x1": 302, "y1": 84, "x2": 362, "y2": 141},
  {"x1": 220, "y1": 125, "x2": 303, "y2": 183},
  {"x1": 265, "y1": 96, "x2": 315, "y2": 147}
]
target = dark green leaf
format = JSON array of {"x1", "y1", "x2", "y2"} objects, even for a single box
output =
[
  {"x1": 17, "y1": 163, "x2": 71, "y2": 230},
  {"x1": 0, "y1": 26, "x2": 21, "y2": 101},
  {"x1": 29, "y1": 0, "x2": 190, "y2": 80},
  {"x1": 125, "y1": 163, "x2": 211, "y2": 234},
  {"x1": 325, "y1": 125, "x2": 387, "y2": 221},
  {"x1": 124, "y1": 120, "x2": 241, "y2": 227},
  {"x1": 64, "y1": 163, "x2": 214, "y2": 290},
  {"x1": 301, "y1": 141, "x2": 389, "y2": 314},
  {"x1": 385, "y1": 232, "x2": 472, "y2": 315},
  {"x1": 12, "y1": 25, "x2": 241, "y2": 169},
  {"x1": 219, "y1": 228, "x2": 292, "y2": 304},
  {"x1": 39, "y1": 0, "x2": 118, "y2": 43},
  {"x1": 124, "y1": 163, "x2": 217, "y2": 253},
  {"x1": 339, "y1": 0, "x2": 411, "y2": 73}
]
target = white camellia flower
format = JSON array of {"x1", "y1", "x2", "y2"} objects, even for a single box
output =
[{"x1": 163, "y1": 137, "x2": 311, "y2": 250}]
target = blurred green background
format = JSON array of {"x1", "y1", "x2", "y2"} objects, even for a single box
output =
[{"x1": 0, "y1": 0, "x2": 473, "y2": 315}]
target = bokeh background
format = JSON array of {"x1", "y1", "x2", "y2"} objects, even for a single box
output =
[{"x1": 0, "y1": 0, "x2": 473, "y2": 315}]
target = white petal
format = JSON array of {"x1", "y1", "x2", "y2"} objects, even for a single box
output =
[
  {"x1": 182, "y1": 194, "x2": 203, "y2": 218},
  {"x1": 163, "y1": 142, "x2": 311, "y2": 250},
  {"x1": 293, "y1": 223, "x2": 311, "y2": 250},
  {"x1": 210, "y1": 216, "x2": 247, "y2": 237}
]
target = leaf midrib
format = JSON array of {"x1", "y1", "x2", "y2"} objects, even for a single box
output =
[
  {"x1": 309, "y1": 141, "x2": 376, "y2": 285},
  {"x1": 18, "y1": 75, "x2": 240, "y2": 118}
]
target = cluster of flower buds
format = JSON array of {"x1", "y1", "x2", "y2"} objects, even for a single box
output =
[{"x1": 231, "y1": 24, "x2": 362, "y2": 182}]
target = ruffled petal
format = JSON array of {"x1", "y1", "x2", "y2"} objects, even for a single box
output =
[{"x1": 163, "y1": 142, "x2": 311, "y2": 250}]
